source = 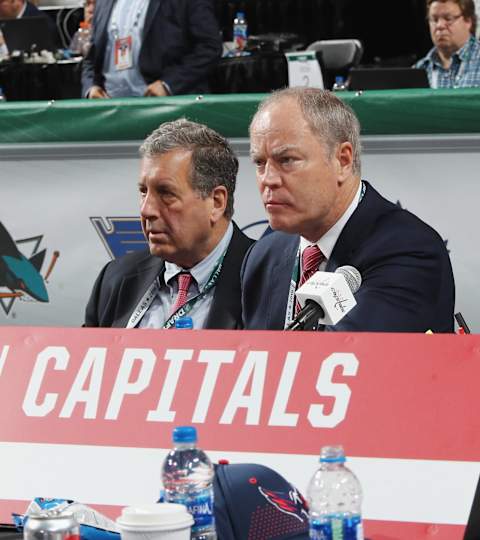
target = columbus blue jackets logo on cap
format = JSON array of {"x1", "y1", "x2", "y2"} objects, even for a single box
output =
[{"x1": 0, "y1": 222, "x2": 59, "y2": 316}]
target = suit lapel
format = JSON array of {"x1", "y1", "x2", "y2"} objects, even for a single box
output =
[
  {"x1": 327, "y1": 182, "x2": 384, "y2": 271},
  {"x1": 267, "y1": 234, "x2": 300, "y2": 329},
  {"x1": 206, "y1": 224, "x2": 252, "y2": 329},
  {"x1": 112, "y1": 257, "x2": 165, "y2": 328},
  {"x1": 143, "y1": 0, "x2": 162, "y2": 39}
]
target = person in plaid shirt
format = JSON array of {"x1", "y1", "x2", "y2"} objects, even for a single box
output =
[{"x1": 416, "y1": 0, "x2": 480, "y2": 87}]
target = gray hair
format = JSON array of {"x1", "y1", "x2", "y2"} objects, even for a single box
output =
[
  {"x1": 252, "y1": 88, "x2": 362, "y2": 176},
  {"x1": 140, "y1": 119, "x2": 238, "y2": 219}
]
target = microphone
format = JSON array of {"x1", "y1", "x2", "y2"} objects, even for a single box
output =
[{"x1": 286, "y1": 266, "x2": 362, "y2": 331}]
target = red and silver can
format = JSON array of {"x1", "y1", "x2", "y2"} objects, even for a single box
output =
[{"x1": 24, "y1": 513, "x2": 80, "y2": 540}]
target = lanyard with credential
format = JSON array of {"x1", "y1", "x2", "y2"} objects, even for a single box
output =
[
  {"x1": 126, "y1": 250, "x2": 227, "y2": 329},
  {"x1": 283, "y1": 181, "x2": 367, "y2": 329},
  {"x1": 284, "y1": 249, "x2": 301, "y2": 329}
]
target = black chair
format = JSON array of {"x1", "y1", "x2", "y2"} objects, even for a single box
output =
[{"x1": 306, "y1": 38, "x2": 363, "y2": 89}]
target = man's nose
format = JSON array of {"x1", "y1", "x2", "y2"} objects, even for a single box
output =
[
  {"x1": 259, "y1": 161, "x2": 282, "y2": 188},
  {"x1": 140, "y1": 192, "x2": 157, "y2": 219}
]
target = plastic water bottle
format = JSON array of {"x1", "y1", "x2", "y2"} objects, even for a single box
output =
[
  {"x1": 0, "y1": 87, "x2": 5, "y2": 102},
  {"x1": 69, "y1": 21, "x2": 92, "y2": 57},
  {"x1": 233, "y1": 12, "x2": 248, "y2": 51},
  {"x1": 332, "y1": 76, "x2": 348, "y2": 92},
  {"x1": 306, "y1": 445, "x2": 363, "y2": 540},
  {"x1": 175, "y1": 316, "x2": 194, "y2": 329},
  {"x1": 162, "y1": 426, "x2": 216, "y2": 540}
]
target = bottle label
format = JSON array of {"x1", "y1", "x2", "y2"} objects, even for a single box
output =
[
  {"x1": 233, "y1": 24, "x2": 248, "y2": 50},
  {"x1": 168, "y1": 488, "x2": 215, "y2": 533},
  {"x1": 309, "y1": 515, "x2": 363, "y2": 540}
]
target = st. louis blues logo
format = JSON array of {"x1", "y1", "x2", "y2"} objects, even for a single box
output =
[
  {"x1": 91, "y1": 216, "x2": 271, "y2": 260},
  {"x1": 90, "y1": 217, "x2": 147, "y2": 260},
  {"x1": 258, "y1": 486, "x2": 309, "y2": 522},
  {"x1": 0, "y1": 222, "x2": 59, "y2": 316}
]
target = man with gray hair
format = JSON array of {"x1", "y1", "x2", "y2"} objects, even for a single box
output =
[
  {"x1": 85, "y1": 119, "x2": 253, "y2": 329},
  {"x1": 241, "y1": 87, "x2": 455, "y2": 332}
]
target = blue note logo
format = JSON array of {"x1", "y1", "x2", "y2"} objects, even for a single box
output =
[
  {"x1": 91, "y1": 217, "x2": 271, "y2": 259},
  {"x1": 90, "y1": 217, "x2": 147, "y2": 260},
  {"x1": 0, "y1": 222, "x2": 59, "y2": 316}
]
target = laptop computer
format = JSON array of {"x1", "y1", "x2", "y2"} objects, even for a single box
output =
[
  {"x1": 0, "y1": 16, "x2": 54, "y2": 53},
  {"x1": 348, "y1": 67, "x2": 430, "y2": 90}
]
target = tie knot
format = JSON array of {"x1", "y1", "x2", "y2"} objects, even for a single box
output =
[
  {"x1": 177, "y1": 272, "x2": 193, "y2": 292},
  {"x1": 302, "y1": 245, "x2": 323, "y2": 275}
]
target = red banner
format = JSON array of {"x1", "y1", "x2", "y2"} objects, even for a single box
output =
[{"x1": 0, "y1": 327, "x2": 478, "y2": 538}]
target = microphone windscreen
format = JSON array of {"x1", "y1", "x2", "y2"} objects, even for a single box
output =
[{"x1": 336, "y1": 265, "x2": 362, "y2": 294}]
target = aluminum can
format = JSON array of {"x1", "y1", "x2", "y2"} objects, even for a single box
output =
[{"x1": 24, "y1": 513, "x2": 80, "y2": 540}]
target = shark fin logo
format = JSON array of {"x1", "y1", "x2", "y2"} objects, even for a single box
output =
[
  {"x1": 90, "y1": 217, "x2": 147, "y2": 259},
  {"x1": 0, "y1": 222, "x2": 59, "y2": 316}
]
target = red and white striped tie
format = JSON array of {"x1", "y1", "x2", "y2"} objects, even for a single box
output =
[
  {"x1": 171, "y1": 272, "x2": 193, "y2": 315},
  {"x1": 295, "y1": 245, "x2": 324, "y2": 314}
]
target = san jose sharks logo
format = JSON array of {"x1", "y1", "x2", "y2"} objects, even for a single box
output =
[
  {"x1": 0, "y1": 222, "x2": 59, "y2": 316},
  {"x1": 258, "y1": 485, "x2": 309, "y2": 522}
]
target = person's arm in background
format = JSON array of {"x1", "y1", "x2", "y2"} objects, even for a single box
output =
[
  {"x1": 81, "y1": 3, "x2": 109, "y2": 98},
  {"x1": 157, "y1": 0, "x2": 222, "y2": 95}
]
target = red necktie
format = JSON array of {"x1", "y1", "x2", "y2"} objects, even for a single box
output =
[
  {"x1": 295, "y1": 245, "x2": 324, "y2": 314},
  {"x1": 171, "y1": 272, "x2": 193, "y2": 315}
]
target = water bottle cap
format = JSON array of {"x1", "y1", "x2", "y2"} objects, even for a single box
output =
[
  {"x1": 172, "y1": 426, "x2": 198, "y2": 443},
  {"x1": 335, "y1": 76, "x2": 345, "y2": 83},
  {"x1": 236, "y1": 11, "x2": 245, "y2": 18},
  {"x1": 319, "y1": 445, "x2": 346, "y2": 463},
  {"x1": 174, "y1": 316, "x2": 193, "y2": 329}
]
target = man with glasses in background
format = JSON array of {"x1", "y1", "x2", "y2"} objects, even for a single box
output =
[{"x1": 416, "y1": 0, "x2": 480, "y2": 87}]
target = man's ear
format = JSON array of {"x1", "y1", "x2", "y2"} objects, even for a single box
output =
[
  {"x1": 210, "y1": 185, "x2": 228, "y2": 223},
  {"x1": 336, "y1": 142, "x2": 354, "y2": 184}
]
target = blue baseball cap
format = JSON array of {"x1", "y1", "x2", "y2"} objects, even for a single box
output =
[{"x1": 213, "y1": 462, "x2": 310, "y2": 540}]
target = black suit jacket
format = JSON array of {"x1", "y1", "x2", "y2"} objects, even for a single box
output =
[
  {"x1": 85, "y1": 223, "x2": 254, "y2": 329},
  {"x1": 241, "y1": 182, "x2": 455, "y2": 333},
  {"x1": 81, "y1": 0, "x2": 222, "y2": 95}
]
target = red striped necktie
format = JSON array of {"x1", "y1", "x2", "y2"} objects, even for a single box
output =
[
  {"x1": 295, "y1": 245, "x2": 324, "y2": 314},
  {"x1": 171, "y1": 272, "x2": 193, "y2": 315}
]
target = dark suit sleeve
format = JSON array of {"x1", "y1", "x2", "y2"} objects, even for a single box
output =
[
  {"x1": 81, "y1": 5, "x2": 105, "y2": 95},
  {"x1": 161, "y1": 0, "x2": 222, "y2": 94},
  {"x1": 84, "y1": 262, "x2": 109, "y2": 327},
  {"x1": 327, "y1": 213, "x2": 455, "y2": 333}
]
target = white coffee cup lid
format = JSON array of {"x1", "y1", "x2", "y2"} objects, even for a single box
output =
[{"x1": 117, "y1": 503, "x2": 193, "y2": 530}]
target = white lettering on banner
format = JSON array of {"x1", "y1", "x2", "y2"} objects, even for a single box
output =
[
  {"x1": 0, "y1": 345, "x2": 9, "y2": 377},
  {"x1": 308, "y1": 353, "x2": 359, "y2": 428},
  {"x1": 192, "y1": 350, "x2": 236, "y2": 423},
  {"x1": 105, "y1": 348, "x2": 156, "y2": 420},
  {"x1": 147, "y1": 349, "x2": 193, "y2": 422},
  {"x1": 59, "y1": 348, "x2": 107, "y2": 419},
  {"x1": 23, "y1": 346, "x2": 69, "y2": 417},
  {"x1": 220, "y1": 351, "x2": 267, "y2": 425},
  {"x1": 268, "y1": 352, "x2": 301, "y2": 427}
]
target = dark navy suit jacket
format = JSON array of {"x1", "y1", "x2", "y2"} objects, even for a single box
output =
[
  {"x1": 85, "y1": 223, "x2": 253, "y2": 329},
  {"x1": 241, "y1": 183, "x2": 455, "y2": 332},
  {"x1": 81, "y1": 0, "x2": 222, "y2": 95}
]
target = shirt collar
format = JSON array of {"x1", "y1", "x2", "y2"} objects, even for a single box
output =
[
  {"x1": 425, "y1": 34, "x2": 475, "y2": 66},
  {"x1": 164, "y1": 221, "x2": 233, "y2": 292},
  {"x1": 17, "y1": 1, "x2": 27, "y2": 18},
  {"x1": 300, "y1": 181, "x2": 363, "y2": 260}
]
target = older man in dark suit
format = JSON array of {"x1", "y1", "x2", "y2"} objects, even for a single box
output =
[
  {"x1": 85, "y1": 119, "x2": 253, "y2": 330},
  {"x1": 82, "y1": 0, "x2": 222, "y2": 98},
  {"x1": 241, "y1": 88, "x2": 455, "y2": 332}
]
